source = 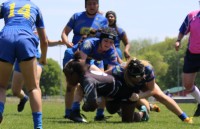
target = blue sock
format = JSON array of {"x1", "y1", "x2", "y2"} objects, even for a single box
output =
[
  {"x1": 0, "y1": 102, "x2": 4, "y2": 114},
  {"x1": 24, "y1": 95, "x2": 29, "y2": 100},
  {"x1": 65, "y1": 109, "x2": 72, "y2": 117},
  {"x1": 96, "y1": 108, "x2": 104, "y2": 117},
  {"x1": 179, "y1": 112, "x2": 188, "y2": 121},
  {"x1": 22, "y1": 95, "x2": 29, "y2": 102},
  {"x1": 32, "y1": 112, "x2": 42, "y2": 129},
  {"x1": 72, "y1": 102, "x2": 80, "y2": 111}
]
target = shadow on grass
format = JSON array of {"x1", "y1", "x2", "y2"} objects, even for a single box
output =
[
  {"x1": 4, "y1": 113, "x2": 31, "y2": 117},
  {"x1": 43, "y1": 116, "x2": 140, "y2": 125},
  {"x1": 43, "y1": 117, "x2": 88, "y2": 124}
]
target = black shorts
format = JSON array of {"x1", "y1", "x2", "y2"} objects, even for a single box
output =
[{"x1": 183, "y1": 50, "x2": 200, "y2": 73}]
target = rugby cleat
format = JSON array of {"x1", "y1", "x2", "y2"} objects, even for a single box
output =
[
  {"x1": 140, "y1": 105, "x2": 149, "y2": 121},
  {"x1": 69, "y1": 110, "x2": 87, "y2": 123},
  {"x1": 18, "y1": 97, "x2": 29, "y2": 112},
  {"x1": 151, "y1": 104, "x2": 160, "y2": 112},
  {"x1": 193, "y1": 104, "x2": 200, "y2": 117},
  {"x1": 94, "y1": 115, "x2": 112, "y2": 121},
  {"x1": 183, "y1": 117, "x2": 193, "y2": 124},
  {"x1": 64, "y1": 115, "x2": 70, "y2": 119}
]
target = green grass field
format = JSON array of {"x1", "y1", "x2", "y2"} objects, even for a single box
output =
[{"x1": 1, "y1": 97, "x2": 200, "y2": 129}]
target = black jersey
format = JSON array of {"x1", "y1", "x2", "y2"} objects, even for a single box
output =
[{"x1": 80, "y1": 71, "x2": 138, "y2": 101}]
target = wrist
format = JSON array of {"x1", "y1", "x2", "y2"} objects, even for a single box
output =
[{"x1": 176, "y1": 39, "x2": 181, "y2": 42}]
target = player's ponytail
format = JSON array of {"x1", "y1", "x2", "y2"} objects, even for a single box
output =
[
  {"x1": 74, "y1": 51, "x2": 82, "y2": 61},
  {"x1": 63, "y1": 52, "x2": 86, "y2": 85}
]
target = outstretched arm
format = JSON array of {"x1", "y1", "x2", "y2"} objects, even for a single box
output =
[
  {"x1": 129, "y1": 79, "x2": 156, "y2": 101},
  {"x1": 48, "y1": 39, "x2": 64, "y2": 46}
]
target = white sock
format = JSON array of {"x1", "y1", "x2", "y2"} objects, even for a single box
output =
[{"x1": 190, "y1": 86, "x2": 200, "y2": 104}]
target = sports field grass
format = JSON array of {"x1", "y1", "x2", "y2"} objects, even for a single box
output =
[{"x1": 1, "y1": 97, "x2": 200, "y2": 129}]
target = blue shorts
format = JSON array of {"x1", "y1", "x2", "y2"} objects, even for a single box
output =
[
  {"x1": 183, "y1": 50, "x2": 200, "y2": 73},
  {"x1": 14, "y1": 60, "x2": 43, "y2": 72},
  {"x1": 0, "y1": 27, "x2": 38, "y2": 64}
]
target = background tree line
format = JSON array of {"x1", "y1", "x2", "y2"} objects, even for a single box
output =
[{"x1": 7, "y1": 36, "x2": 200, "y2": 96}]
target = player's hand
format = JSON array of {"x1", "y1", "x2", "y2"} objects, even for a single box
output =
[
  {"x1": 124, "y1": 51, "x2": 131, "y2": 61},
  {"x1": 66, "y1": 42, "x2": 74, "y2": 48},
  {"x1": 129, "y1": 93, "x2": 139, "y2": 101},
  {"x1": 175, "y1": 41, "x2": 181, "y2": 51},
  {"x1": 39, "y1": 56, "x2": 47, "y2": 65},
  {"x1": 57, "y1": 40, "x2": 65, "y2": 45}
]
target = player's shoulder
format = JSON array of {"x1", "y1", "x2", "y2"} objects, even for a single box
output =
[
  {"x1": 73, "y1": 11, "x2": 86, "y2": 17},
  {"x1": 95, "y1": 13, "x2": 107, "y2": 20},
  {"x1": 188, "y1": 10, "x2": 200, "y2": 19}
]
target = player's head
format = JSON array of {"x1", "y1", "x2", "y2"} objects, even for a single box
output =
[
  {"x1": 99, "y1": 27, "x2": 117, "y2": 51},
  {"x1": 124, "y1": 58, "x2": 145, "y2": 86},
  {"x1": 105, "y1": 11, "x2": 117, "y2": 26},
  {"x1": 99, "y1": 27, "x2": 117, "y2": 42},
  {"x1": 85, "y1": 0, "x2": 99, "y2": 16},
  {"x1": 126, "y1": 58, "x2": 145, "y2": 78},
  {"x1": 63, "y1": 51, "x2": 86, "y2": 85}
]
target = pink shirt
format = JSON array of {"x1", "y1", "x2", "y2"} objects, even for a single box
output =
[{"x1": 180, "y1": 10, "x2": 200, "y2": 54}]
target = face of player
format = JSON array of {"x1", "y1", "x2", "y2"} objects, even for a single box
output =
[
  {"x1": 100, "y1": 38, "x2": 114, "y2": 52},
  {"x1": 107, "y1": 14, "x2": 116, "y2": 26},
  {"x1": 129, "y1": 76, "x2": 143, "y2": 84},
  {"x1": 85, "y1": 0, "x2": 99, "y2": 16}
]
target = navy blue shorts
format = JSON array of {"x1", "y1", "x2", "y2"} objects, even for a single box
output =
[{"x1": 183, "y1": 50, "x2": 200, "y2": 73}]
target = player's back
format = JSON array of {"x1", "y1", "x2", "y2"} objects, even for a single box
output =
[{"x1": 1, "y1": 0, "x2": 40, "y2": 30}]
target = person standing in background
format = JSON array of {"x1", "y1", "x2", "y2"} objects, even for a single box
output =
[
  {"x1": 61, "y1": 0, "x2": 108, "y2": 122},
  {"x1": 175, "y1": 9, "x2": 200, "y2": 117},
  {"x1": 105, "y1": 11, "x2": 131, "y2": 61}
]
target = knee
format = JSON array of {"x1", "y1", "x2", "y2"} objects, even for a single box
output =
[
  {"x1": 106, "y1": 101, "x2": 120, "y2": 114},
  {"x1": 106, "y1": 104, "x2": 118, "y2": 114},
  {"x1": 183, "y1": 80, "x2": 193, "y2": 91},
  {"x1": 106, "y1": 107, "x2": 117, "y2": 114},
  {"x1": 133, "y1": 112, "x2": 142, "y2": 122},
  {"x1": 184, "y1": 84, "x2": 193, "y2": 91},
  {"x1": 28, "y1": 87, "x2": 40, "y2": 94},
  {"x1": 82, "y1": 100, "x2": 98, "y2": 112}
]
